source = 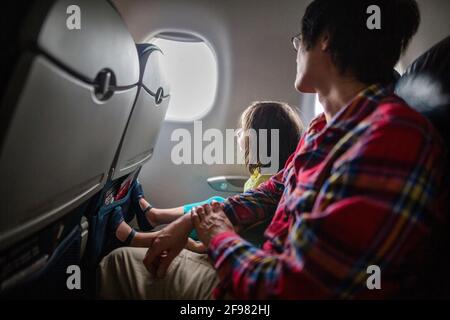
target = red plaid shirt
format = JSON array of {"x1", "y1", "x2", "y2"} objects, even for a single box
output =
[{"x1": 208, "y1": 84, "x2": 448, "y2": 299}]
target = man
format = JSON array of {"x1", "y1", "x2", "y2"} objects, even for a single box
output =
[{"x1": 98, "y1": 0, "x2": 447, "y2": 299}]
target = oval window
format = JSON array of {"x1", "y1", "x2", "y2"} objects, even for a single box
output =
[{"x1": 150, "y1": 34, "x2": 218, "y2": 122}]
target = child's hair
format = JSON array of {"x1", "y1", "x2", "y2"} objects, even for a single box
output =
[{"x1": 240, "y1": 101, "x2": 303, "y2": 174}]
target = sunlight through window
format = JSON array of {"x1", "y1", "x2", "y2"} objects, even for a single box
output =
[
  {"x1": 314, "y1": 94, "x2": 324, "y2": 116},
  {"x1": 151, "y1": 36, "x2": 218, "y2": 122}
]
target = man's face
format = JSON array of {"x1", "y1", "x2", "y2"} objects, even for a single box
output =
[{"x1": 294, "y1": 35, "x2": 329, "y2": 94}]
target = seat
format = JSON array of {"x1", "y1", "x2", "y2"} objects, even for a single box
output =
[
  {"x1": 0, "y1": 0, "x2": 139, "y2": 250},
  {"x1": 111, "y1": 43, "x2": 171, "y2": 180},
  {"x1": 0, "y1": 0, "x2": 139, "y2": 297},
  {"x1": 83, "y1": 43, "x2": 170, "y2": 280},
  {"x1": 396, "y1": 36, "x2": 450, "y2": 149},
  {"x1": 395, "y1": 36, "x2": 450, "y2": 298}
]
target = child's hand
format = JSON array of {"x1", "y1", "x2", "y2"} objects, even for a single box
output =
[{"x1": 185, "y1": 238, "x2": 207, "y2": 253}]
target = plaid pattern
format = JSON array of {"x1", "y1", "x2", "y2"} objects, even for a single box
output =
[{"x1": 208, "y1": 84, "x2": 447, "y2": 299}]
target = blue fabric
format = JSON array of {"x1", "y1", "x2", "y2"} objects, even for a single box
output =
[
  {"x1": 131, "y1": 180, "x2": 153, "y2": 232},
  {"x1": 182, "y1": 196, "x2": 226, "y2": 240},
  {"x1": 87, "y1": 179, "x2": 137, "y2": 263},
  {"x1": 182, "y1": 196, "x2": 226, "y2": 213},
  {"x1": 109, "y1": 206, "x2": 136, "y2": 246}
]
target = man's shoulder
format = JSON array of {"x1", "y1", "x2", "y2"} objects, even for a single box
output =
[
  {"x1": 361, "y1": 93, "x2": 445, "y2": 157},
  {"x1": 368, "y1": 93, "x2": 437, "y2": 135}
]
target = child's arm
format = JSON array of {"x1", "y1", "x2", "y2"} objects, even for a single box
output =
[{"x1": 139, "y1": 198, "x2": 184, "y2": 226}]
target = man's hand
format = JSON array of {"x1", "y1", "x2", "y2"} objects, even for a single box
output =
[
  {"x1": 143, "y1": 214, "x2": 192, "y2": 278},
  {"x1": 192, "y1": 201, "x2": 235, "y2": 247}
]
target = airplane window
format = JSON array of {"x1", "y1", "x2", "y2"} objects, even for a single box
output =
[
  {"x1": 151, "y1": 36, "x2": 218, "y2": 122},
  {"x1": 314, "y1": 94, "x2": 324, "y2": 116}
]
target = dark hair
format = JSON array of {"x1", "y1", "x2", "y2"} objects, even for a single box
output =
[
  {"x1": 301, "y1": 0, "x2": 420, "y2": 84},
  {"x1": 240, "y1": 101, "x2": 303, "y2": 174}
]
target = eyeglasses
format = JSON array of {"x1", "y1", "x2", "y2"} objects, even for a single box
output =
[{"x1": 291, "y1": 33, "x2": 302, "y2": 52}]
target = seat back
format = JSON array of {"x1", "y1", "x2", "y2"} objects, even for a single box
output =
[
  {"x1": 0, "y1": 0, "x2": 139, "y2": 251},
  {"x1": 83, "y1": 43, "x2": 170, "y2": 262},
  {"x1": 111, "y1": 43, "x2": 171, "y2": 180}
]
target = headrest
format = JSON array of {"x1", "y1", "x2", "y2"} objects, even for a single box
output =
[
  {"x1": 136, "y1": 43, "x2": 162, "y2": 77},
  {"x1": 395, "y1": 36, "x2": 450, "y2": 146},
  {"x1": 136, "y1": 43, "x2": 169, "y2": 104}
]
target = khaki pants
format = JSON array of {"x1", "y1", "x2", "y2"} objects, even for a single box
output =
[{"x1": 97, "y1": 247, "x2": 219, "y2": 299}]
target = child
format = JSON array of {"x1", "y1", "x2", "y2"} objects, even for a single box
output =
[{"x1": 110, "y1": 101, "x2": 303, "y2": 250}]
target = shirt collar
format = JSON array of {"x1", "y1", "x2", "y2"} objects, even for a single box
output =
[{"x1": 307, "y1": 83, "x2": 394, "y2": 135}]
